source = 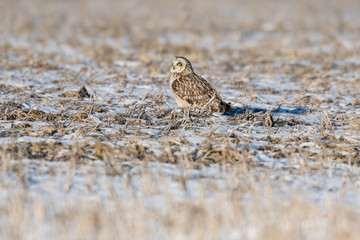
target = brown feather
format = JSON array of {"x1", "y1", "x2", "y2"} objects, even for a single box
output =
[
  {"x1": 171, "y1": 73, "x2": 230, "y2": 113},
  {"x1": 170, "y1": 56, "x2": 231, "y2": 113}
]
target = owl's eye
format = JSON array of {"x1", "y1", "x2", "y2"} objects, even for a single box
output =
[{"x1": 177, "y1": 62, "x2": 182, "y2": 66}]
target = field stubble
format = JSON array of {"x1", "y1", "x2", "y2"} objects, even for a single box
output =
[{"x1": 0, "y1": 0, "x2": 360, "y2": 239}]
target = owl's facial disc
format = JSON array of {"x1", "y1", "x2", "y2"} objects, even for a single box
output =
[{"x1": 171, "y1": 58, "x2": 186, "y2": 73}]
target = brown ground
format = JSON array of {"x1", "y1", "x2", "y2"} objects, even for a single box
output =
[{"x1": 0, "y1": 0, "x2": 360, "y2": 239}]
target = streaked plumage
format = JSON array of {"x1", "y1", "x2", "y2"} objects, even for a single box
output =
[{"x1": 170, "y1": 56, "x2": 231, "y2": 113}]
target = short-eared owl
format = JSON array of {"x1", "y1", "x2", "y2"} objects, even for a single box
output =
[{"x1": 170, "y1": 56, "x2": 231, "y2": 113}]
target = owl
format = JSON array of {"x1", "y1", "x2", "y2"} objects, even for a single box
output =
[{"x1": 170, "y1": 56, "x2": 231, "y2": 113}]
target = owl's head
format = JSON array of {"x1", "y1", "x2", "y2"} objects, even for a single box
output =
[{"x1": 171, "y1": 56, "x2": 194, "y2": 74}]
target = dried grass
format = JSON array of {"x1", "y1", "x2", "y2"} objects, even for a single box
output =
[{"x1": 0, "y1": 0, "x2": 360, "y2": 239}]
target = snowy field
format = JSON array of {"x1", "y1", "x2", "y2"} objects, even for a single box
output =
[{"x1": 0, "y1": 0, "x2": 360, "y2": 239}]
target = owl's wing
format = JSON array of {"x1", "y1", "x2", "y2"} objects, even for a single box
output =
[{"x1": 171, "y1": 74, "x2": 219, "y2": 108}]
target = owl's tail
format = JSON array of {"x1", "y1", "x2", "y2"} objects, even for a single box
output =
[
  {"x1": 219, "y1": 101, "x2": 231, "y2": 113},
  {"x1": 208, "y1": 99, "x2": 231, "y2": 113}
]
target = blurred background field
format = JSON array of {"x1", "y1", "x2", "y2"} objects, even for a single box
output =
[{"x1": 0, "y1": 0, "x2": 360, "y2": 239}]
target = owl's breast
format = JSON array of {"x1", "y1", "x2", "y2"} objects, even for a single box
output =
[
  {"x1": 169, "y1": 73, "x2": 180, "y2": 85},
  {"x1": 174, "y1": 95, "x2": 191, "y2": 108}
]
